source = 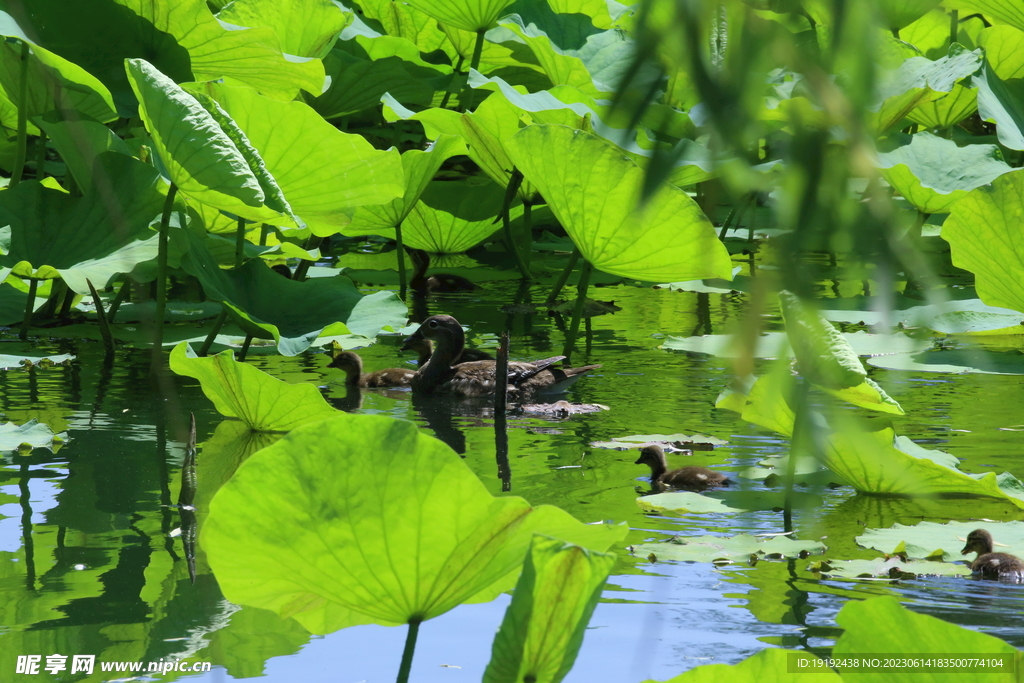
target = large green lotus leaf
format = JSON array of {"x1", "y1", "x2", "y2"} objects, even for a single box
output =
[
  {"x1": 977, "y1": 26, "x2": 1024, "y2": 80},
  {"x1": 179, "y1": 232, "x2": 394, "y2": 355},
  {"x1": 877, "y1": 132, "x2": 1012, "y2": 213},
  {"x1": 780, "y1": 291, "x2": 867, "y2": 388},
  {"x1": 834, "y1": 596, "x2": 1021, "y2": 678},
  {"x1": 900, "y1": 9, "x2": 952, "y2": 60},
  {"x1": 633, "y1": 534, "x2": 825, "y2": 564},
  {"x1": 0, "y1": 153, "x2": 165, "y2": 293},
  {"x1": 0, "y1": 14, "x2": 116, "y2": 122},
  {"x1": 857, "y1": 520, "x2": 1024, "y2": 561},
  {"x1": 942, "y1": 169, "x2": 1024, "y2": 312},
  {"x1": 35, "y1": 114, "x2": 131, "y2": 191},
  {"x1": 505, "y1": 125, "x2": 732, "y2": 282},
  {"x1": 341, "y1": 135, "x2": 466, "y2": 237},
  {"x1": 0, "y1": 282, "x2": 46, "y2": 325},
  {"x1": 811, "y1": 556, "x2": 968, "y2": 579},
  {"x1": 944, "y1": 0, "x2": 1024, "y2": 32},
  {"x1": 126, "y1": 59, "x2": 272, "y2": 223},
  {"x1": 216, "y1": 0, "x2": 349, "y2": 59},
  {"x1": 866, "y1": 348, "x2": 1024, "y2": 374},
  {"x1": 823, "y1": 296, "x2": 1024, "y2": 334},
  {"x1": 907, "y1": 84, "x2": 977, "y2": 129},
  {"x1": 975, "y1": 60, "x2": 1024, "y2": 150},
  {"x1": 169, "y1": 343, "x2": 338, "y2": 432},
  {"x1": 642, "y1": 648, "x2": 840, "y2": 683},
  {"x1": 0, "y1": 420, "x2": 68, "y2": 452},
  {"x1": 314, "y1": 45, "x2": 444, "y2": 119},
  {"x1": 482, "y1": 536, "x2": 614, "y2": 683},
  {"x1": 357, "y1": 0, "x2": 450, "y2": 54},
  {"x1": 878, "y1": 0, "x2": 943, "y2": 31},
  {"x1": 871, "y1": 46, "x2": 983, "y2": 133},
  {"x1": 191, "y1": 80, "x2": 403, "y2": 235},
  {"x1": 402, "y1": 178, "x2": 516, "y2": 253},
  {"x1": 14, "y1": 0, "x2": 323, "y2": 115},
  {"x1": 201, "y1": 414, "x2": 627, "y2": 629},
  {"x1": 635, "y1": 491, "x2": 747, "y2": 515},
  {"x1": 403, "y1": 0, "x2": 514, "y2": 32}
]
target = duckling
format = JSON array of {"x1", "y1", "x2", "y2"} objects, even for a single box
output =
[
  {"x1": 403, "y1": 314, "x2": 600, "y2": 397},
  {"x1": 960, "y1": 529, "x2": 1024, "y2": 581},
  {"x1": 400, "y1": 336, "x2": 494, "y2": 367},
  {"x1": 408, "y1": 248, "x2": 477, "y2": 293},
  {"x1": 635, "y1": 445, "x2": 729, "y2": 491},
  {"x1": 327, "y1": 351, "x2": 415, "y2": 388}
]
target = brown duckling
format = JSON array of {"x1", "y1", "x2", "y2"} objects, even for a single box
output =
[
  {"x1": 327, "y1": 351, "x2": 415, "y2": 388},
  {"x1": 400, "y1": 336, "x2": 495, "y2": 367},
  {"x1": 403, "y1": 314, "x2": 600, "y2": 397},
  {"x1": 408, "y1": 248, "x2": 477, "y2": 293},
  {"x1": 635, "y1": 445, "x2": 729, "y2": 491},
  {"x1": 961, "y1": 529, "x2": 1024, "y2": 581}
]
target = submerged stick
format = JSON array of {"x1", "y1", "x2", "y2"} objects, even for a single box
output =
[
  {"x1": 561, "y1": 260, "x2": 592, "y2": 359},
  {"x1": 494, "y1": 333, "x2": 511, "y2": 492},
  {"x1": 87, "y1": 278, "x2": 115, "y2": 360}
]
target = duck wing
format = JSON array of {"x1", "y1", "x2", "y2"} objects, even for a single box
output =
[{"x1": 524, "y1": 364, "x2": 602, "y2": 394}]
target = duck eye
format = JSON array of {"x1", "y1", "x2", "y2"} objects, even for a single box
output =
[{"x1": 428, "y1": 320, "x2": 439, "y2": 328}]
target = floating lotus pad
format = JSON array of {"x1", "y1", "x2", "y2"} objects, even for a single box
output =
[
  {"x1": 0, "y1": 419, "x2": 68, "y2": 452},
  {"x1": 590, "y1": 433, "x2": 727, "y2": 451},
  {"x1": 632, "y1": 534, "x2": 825, "y2": 564},
  {"x1": 660, "y1": 331, "x2": 931, "y2": 358},
  {"x1": 857, "y1": 520, "x2": 1024, "y2": 561},
  {"x1": 809, "y1": 556, "x2": 968, "y2": 580},
  {"x1": 866, "y1": 348, "x2": 1024, "y2": 374}
]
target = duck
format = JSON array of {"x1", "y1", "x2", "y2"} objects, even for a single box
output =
[
  {"x1": 408, "y1": 248, "x2": 477, "y2": 293},
  {"x1": 403, "y1": 314, "x2": 600, "y2": 397},
  {"x1": 400, "y1": 336, "x2": 494, "y2": 367},
  {"x1": 960, "y1": 529, "x2": 1024, "y2": 581},
  {"x1": 635, "y1": 445, "x2": 729, "y2": 491},
  {"x1": 327, "y1": 351, "x2": 415, "y2": 388}
]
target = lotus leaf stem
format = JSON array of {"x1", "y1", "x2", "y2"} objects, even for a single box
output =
[
  {"x1": 293, "y1": 236, "x2": 323, "y2": 281},
  {"x1": 522, "y1": 202, "x2": 532, "y2": 273},
  {"x1": 546, "y1": 248, "x2": 581, "y2": 304},
  {"x1": 459, "y1": 31, "x2": 486, "y2": 112},
  {"x1": 198, "y1": 309, "x2": 229, "y2": 357},
  {"x1": 562, "y1": 259, "x2": 593, "y2": 359},
  {"x1": 87, "y1": 278, "x2": 114, "y2": 359},
  {"x1": 238, "y1": 335, "x2": 254, "y2": 362},
  {"x1": 151, "y1": 184, "x2": 178, "y2": 369},
  {"x1": 19, "y1": 278, "x2": 37, "y2": 340},
  {"x1": 439, "y1": 56, "x2": 464, "y2": 110},
  {"x1": 34, "y1": 129, "x2": 46, "y2": 180},
  {"x1": 106, "y1": 280, "x2": 131, "y2": 323},
  {"x1": 501, "y1": 169, "x2": 529, "y2": 279},
  {"x1": 395, "y1": 221, "x2": 408, "y2": 300},
  {"x1": 396, "y1": 618, "x2": 421, "y2": 683},
  {"x1": 234, "y1": 216, "x2": 246, "y2": 268},
  {"x1": 949, "y1": 10, "x2": 958, "y2": 46},
  {"x1": 495, "y1": 333, "x2": 511, "y2": 491},
  {"x1": 11, "y1": 40, "x2": 29, "y2": 188}
]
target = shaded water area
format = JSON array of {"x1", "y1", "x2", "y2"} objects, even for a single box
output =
[{"x1": 2, "y1": 245, "x2": 1024, "y2": 682}]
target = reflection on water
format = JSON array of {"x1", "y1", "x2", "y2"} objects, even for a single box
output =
[{"x1": 2, "y1": 268, "x2": 1023, "y2": 681}]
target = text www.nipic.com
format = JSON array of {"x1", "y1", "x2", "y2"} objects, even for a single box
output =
[{"x1": 16, "y1": 655, "x2": 212, "y2": 676}]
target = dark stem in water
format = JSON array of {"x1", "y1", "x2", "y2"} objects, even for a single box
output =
[
  {"x1": 501, "y1": 168, "x2": 529, "y2": 279},
  {"x1": 198, "y1": 309, "x2": 229, "y2": 357},
  {"x1": 106, "y1": 279, "x2": 131, "y2": 323},
  {"x1": 396, "y1": 619, "x2": 422, "y2": 683},
  {"x1": 19, "y1": 278, "x2": 37, "y2": 340},
  {"x1": 546, "y1": 248, "x2": 581, "y2": 304},
  {"x1": 494, "y1": 333, "x2": 511, "y2": 492},
  {"x1": 151, "y1": 184, "x2": 178, "y2": 372},
  {"x1": 562, "y1": 259, "x2": 593, "y2": 359},
  {"x1": 396, "y1": 220, "x2": 408, "y2": 300},
  {"x1": 87, "y1": 278, "x2": 115, "y2": 360}
]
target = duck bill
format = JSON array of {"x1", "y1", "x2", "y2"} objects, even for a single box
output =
[
  {"x1": 960, "y1": 546, "x2": 971, "y2": 556},
  {"x1": 401, "y1": 326, "x2": 425, "y2": 351},
  {"x1": 633, "y1": 457, "x2": 644, "y2": 465}
]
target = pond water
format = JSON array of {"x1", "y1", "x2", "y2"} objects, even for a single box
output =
[{"x1": 2, "y1": 244, "x2": 1023, "y2": 682}]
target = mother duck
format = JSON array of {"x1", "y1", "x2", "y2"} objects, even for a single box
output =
[{"x1": 403, "y1": 314, "x2": 600, "y2": 397}]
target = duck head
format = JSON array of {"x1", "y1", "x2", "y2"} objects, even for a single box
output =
[
  {"x1": 962, "y1": 529, "x2": 994, "y2": 556},
  {"x1": 634, "y1": 445, "x2": 667, "y2": 468},
  {"x1": 402, "y1": 315, "x2": 465, "y2": 356},
  {"x1": 328, "y1": 351, "x2": 362, "y2": 373}
]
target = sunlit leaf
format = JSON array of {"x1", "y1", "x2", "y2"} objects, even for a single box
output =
[
  {"x1": 216, "y1": 0, "x2": 349, "y2": 59},
  {"x1": 633, "y1": 534, "x2": 824, "y2": 564}
]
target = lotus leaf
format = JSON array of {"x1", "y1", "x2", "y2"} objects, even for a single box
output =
[
  {"x1": 636, "y1": 491, "x2": 746, "y2": 515},
  {"x1": 878, "y1": 0, "x2": 943, "y2": 31},
  {"x1": 975, "y1": 60, "x2": 1024, "y2": 151},
  {"x1": 505, "y1": 125, "x2": 733, "y2": 282},
  {"x1": 482, "y1": 536, "x2": 614, "y2": 683},
  {"x1": 810, "y1": 556, "x2": 968, "y2": 579},
  {"x1": 590, "y1": 433, "x2": 728, "y2": 450},
  {"x1": 401, "y1": 178, "x2": 519, "y2": 253},
  {"x1": 201, "y1": 414, "x2": 627, "y2": 630},
  {"x1": 35, "y1": 114, "x2": 131, "y2": 191},
  {"x1": 357, "y1": 0, "x2": 450, "y2": 55},
  {"x1": 942, "y1": 169, "x2": 1024, "y2": 312},
  {"x1": 877, "y1": 132, "x2": 1012, "y2": 213},
  {"x1": 0, "y1": 283, "x2": 45, "y2": 325},
  {"x1": 906, "y1": 83, "x2": 978, "y2": 129},
  {"x1": 633, "y1": 534, "x2": 825, "y2": 564},
  {"x1": 643, "y1": 648, "x2": 840, "y2": 683},
  {"x1": 0, "y1": 420, "x2": 68, "y2": 452},
  {"x1": 944, "y1": 0, "x2": 1024, "y2": 33},
  {"x1": 216, "y1": 0, "x2": 348, "y2": 59},
  {"x1": 866, "y1": 349, "x2": 1024, "y2": 374},
  {"x1": 834, "y1": 596, "x2": 1021, "y2": 677},
  {"x1": 977, "y1": 26, "x2": 1024, "y2": 79},
  {"x1": 403, "y1": 0, "x2": 514, "y2": 33},
  {"x1": 126, "y1": 59, "x2": 271, "y2": 222},
  {"x1": 900, "y1": 9, "x2": 953, "y2": 60},
  {"x1": 341, "y1": 135, "x2": 466, "y2": 239},
  {"x1": 187, "y1": 80, "x2": 404, "y2": 235},
  {"x1": 872, "y1": 46, "x2": 983, "y2": 133},
  {"x1": 637, "y1": 490, "x2": 824, "y2": 515},
  {"x1": 168, "y1": 343, "x2": 338, "y2": 432},
  {"x1": 857, "y1": 520, "x2": 1024, "y2": 561},
  {"x1": 0, "y1": 153, "x2": 166, "y2": 293},
  {"x1": 180, "y1": 231, "x2": 404, "y2": 355},
  {"x1": 0, "y1": 13, "x2": 116, "y2": 123},
  {"x1": 823, "y1": 297, "x2": 1024, "y2": 334}
]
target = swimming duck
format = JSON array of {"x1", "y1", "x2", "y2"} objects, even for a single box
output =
[
  {"x1": 635, "y1": 445, "x2": 729, "y2": 491},
  {"x1": 400, "y1": 336, "x2": 494, "y2": 367},
  {"x1": 960, "y1": 529, "x2": 1024, "y2": 581},
  {"x1": 408, "y1": 248, "x2": 477, "y2": 293},
  {"x1": 403, "y1": 314, "x2": 600, "y2": 397},
  {"x1": 327, "y1": 351, "x2": 415, "y2": 388}
]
